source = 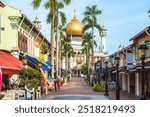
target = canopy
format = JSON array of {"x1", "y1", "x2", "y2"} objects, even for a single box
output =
[
  {"x1": 42, "y1": 61, "x2": 50, "y2": 72},
  {"x1": 0, "y1": 50, "x2": 26, "y2": 76},
  {"x1": 21, "y1": 53, "x2": 50, "y2": 72},
  {"x1": 26, "y1": 54, "x2": 39, "y2": 65}
]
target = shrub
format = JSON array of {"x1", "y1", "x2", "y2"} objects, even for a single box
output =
[
  {"x1": 92, "y1": 83, "x2": 105, "y2": 92},
  {"x1": 19, "y1": 79, "x2": 39, "y2": 90},
  {"x1": 20, "y1": 68, "x2": 40, "y2": 80},
  {"x1": 0, "y1": 94, "x2": 4, "y2": 100}
]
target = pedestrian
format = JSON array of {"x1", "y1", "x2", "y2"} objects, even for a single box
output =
[{"x1": 93, "y1": 73, "x2": 97, "y2": 84}]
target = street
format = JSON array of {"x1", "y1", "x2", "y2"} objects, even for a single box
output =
[{"x1": 40, "y1": 77, "x2": 109, "y2": 100}]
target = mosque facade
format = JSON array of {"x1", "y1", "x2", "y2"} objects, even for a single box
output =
[{"x1": 62, "y1": 12, "x2": 108, "y2": 76}]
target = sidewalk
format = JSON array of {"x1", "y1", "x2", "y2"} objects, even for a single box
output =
[
  {"x1": 41, "y1": 76, "x2": 139, "y2": 100},
  {"x1": 108, "y1": 89, "x2": 139, "y2": 100},
  {"x1": 48, "y1": 76, "x2": 104, "y2": 95}
]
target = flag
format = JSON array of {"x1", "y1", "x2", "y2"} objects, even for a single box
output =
[{"x1": 0, "y1": 67, "x2": 2, "y2": 95}]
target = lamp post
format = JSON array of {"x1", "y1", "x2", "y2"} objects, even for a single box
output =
[
  {"x1": 138, "y1": 41, "x2": 148, "y2": 100},
  {"x1": 114, "y1": 56, "x2": 120, "y2": 100},
  {"x1": 22, "y1": 55, "x2": 27, "y2": 80},
  {"x1": 104, "y1": 61, "x2": 109, "y2": 96},
  {"x1": 22, "y1": 55, "x2": 27, "y2": 68}
]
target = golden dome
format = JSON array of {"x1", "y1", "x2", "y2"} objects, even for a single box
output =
[{"x1": 66, "y1": 16, "x2": 83, "y2": 37}]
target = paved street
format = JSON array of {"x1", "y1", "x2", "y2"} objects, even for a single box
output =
[
  {"x1": 40, "y1": 77, "x2": 109, "y2": 100},
  {"x1": 40, "y1": 76, "x2": 139, "y2": 100}
]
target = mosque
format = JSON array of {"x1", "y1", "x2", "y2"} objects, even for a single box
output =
[{"x1": 62, "y1": 11, "x2": 108, "y2": 76}]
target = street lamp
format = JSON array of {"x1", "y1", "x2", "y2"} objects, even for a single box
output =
[
  {"x1": 114, "y1": 56, "x2": 120, "y2": 100},
  {"x1": 22, "y1": 55, "x2": 27, "y2": 68},
  {"x1": 138, "y1": 41, "x2": 148, "y2": 100},
  {"x1": 104, "y1": 61, "x2": 109, "y2": 96}
]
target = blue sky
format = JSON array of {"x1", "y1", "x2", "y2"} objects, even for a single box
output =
[{"x1": 2, "y1": 0, "x2": 150, "y2": 54}]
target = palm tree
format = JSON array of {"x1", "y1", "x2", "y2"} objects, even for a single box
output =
[
  {"x1": 81, "y1": 32, "x2": 97, "y2": 83},
  {"x1": 82, "y1": 5, "x2": 102, "y2": 73},
  {"x1": 81, "y1": 32, "x2": 97, "y2": 62},
  {"x1": 58, "y1": 25, "x2": 66, "y2": 76},
  {"x1": 44, "y1": 1, "x2": 66, "y2": 78},
  {"x1": 67, "y1": 45, "x2": 74, "y2": 71},
  {"x1": 32, "y1": 0, "x2": 72, "y2": 79},
  {"x1": 61, "y1": 33, "x2": 74, "y2": 72}
]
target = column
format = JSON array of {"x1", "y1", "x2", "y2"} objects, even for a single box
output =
[
  {"x1": 128, "y1": 74, "x2": 130, "y2": 93},
  {"x1": 135, "y1": 72, "x2": 140, "y2": 96},
  {"x1": 122, "y1": 74, "x2": 125, "y2": 91}
]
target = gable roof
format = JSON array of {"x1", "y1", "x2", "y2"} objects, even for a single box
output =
[
  {"x1": 130, "y1": 26, "x2": 150, "y2": 41},
  {"x1": 0, "y1": 1, "x2": 5, "y2": 8}
]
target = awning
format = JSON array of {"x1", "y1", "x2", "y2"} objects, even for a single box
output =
[
  {"x1": 0, "y1": 50, "x2": 25, "y2": 76},
  {"x1": 26, "y1": 54, "x2": 39, "y2": 65},
  {"x1": 41, "y1": 61, "x2": 51, "y2": 72},
  {"x1": 21, "y1": 53, "x2": 50, "y2": 72}
]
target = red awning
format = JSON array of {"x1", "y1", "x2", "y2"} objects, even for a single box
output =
[{"x1": 0, "y1": 50, "x2": 26, "y2": 76}]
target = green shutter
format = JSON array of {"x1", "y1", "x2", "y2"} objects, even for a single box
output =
[
  {"x1": 135, "y1": 46, "x2": 140, "y2": 61},
  {"x1": 146, "y1": 41, "x2": 150, "y2": 58}
]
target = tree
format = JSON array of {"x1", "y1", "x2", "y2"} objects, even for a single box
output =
[
  {"x1": 81, "y1": 32, "x2": 97, "y2": 63},
  {"x1": 31, "y1": 0, "x2": 72, "y2": 79},
  {"x1": 82, "y1": 5, "x2": 102, "y2": 72},
  {"x1": 81, "y1": 32, "x2": 97, "y2": 83},
  {"x1": 44, "y1": 1, "x2": 66, "y2": 78},
  {"x1": 58, "y1": 25, "x2": 66, "y2": 76},
  {"x1": 61, "y1": 36, "x2": 74, "y2": 71},
  {"x1": 67, "y1": 44, "x2": 74, "y2": 71}
]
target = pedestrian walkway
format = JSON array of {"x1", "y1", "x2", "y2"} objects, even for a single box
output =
[
  {"x1": 40, "y1": 76, "x2": 108, "y2": 100},
  {"x1": 40, "y1": 76, "x2": 139, "y2": 100},
  {"x1": 108, "y1": 89, "x2": 139, "y2": 100},
  {"x1": 50, "y1": 76, "x2": 102, "y2": 95}
]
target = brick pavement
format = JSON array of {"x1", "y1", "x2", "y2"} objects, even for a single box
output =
[
  {"x1": 42, "y1": 76, "x2": 139, "y2": 100},
  {"x1": 48, "y1": 76, "x2": 104, "y2": 95},
  {"x1": 108, "y1": 89, "x2": 139, "y2": 100}
]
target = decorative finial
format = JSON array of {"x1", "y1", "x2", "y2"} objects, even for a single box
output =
[{"x1": 74, "y1": 9, "x2": 76, "y2": 18}]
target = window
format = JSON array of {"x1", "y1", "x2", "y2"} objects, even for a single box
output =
[
  {"x1": 135, "y1": 46, "x2": 140, "y2": 61},
  {"x1": 10, "y1": 23, "x2": 18, "y2": 29},
  {"x1": 1, "y1": 27, "x2": 4, "y2": 31},
  {"x1": 145, "y1": 41, "x2": 150, "y2": 57}
]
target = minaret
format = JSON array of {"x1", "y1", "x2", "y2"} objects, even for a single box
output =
[
  {"x1": 33, "y1": 15, "x2": 41, "y2": 30},
  {"x1": 100, "y1": 24, "x2": 107, "y2": 54}
]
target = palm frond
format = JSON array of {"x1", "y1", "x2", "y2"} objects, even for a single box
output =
[
  {"x1": 57, "y1": 2, "x2": 64, "y2": 9},
  {"x1": 31, "y1": 0, "x2": 42, "y2": 9},
  {"x1": 63, "y1": 0, "x2": 72, "y2": 5},
  {"x1": 83, "y1": 24, "x2": 91, "y2": 32},
  {"x1": 43, "y1": 1, "x2": 50, "y2": 10},
  {"x1": 46, "y1": 13, "x2": 51, "y2": 24},
  {"x1": 59, "y1": 11, "x2": 66, "y2": 26}
]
